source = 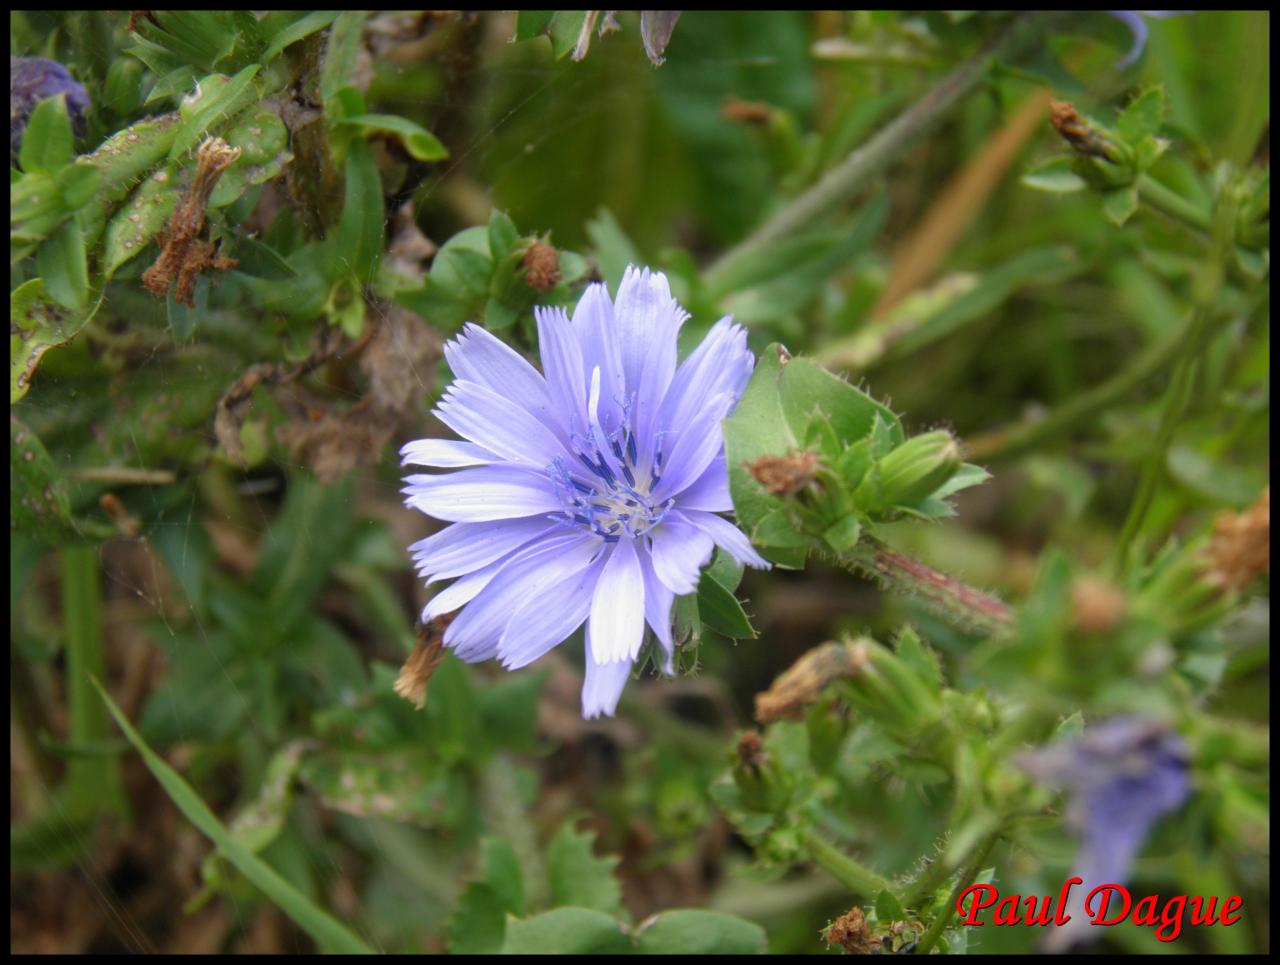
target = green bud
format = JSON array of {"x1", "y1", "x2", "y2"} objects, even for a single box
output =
[{"x1": 855, "y1": 430, "x2": 961, "y2": 513}]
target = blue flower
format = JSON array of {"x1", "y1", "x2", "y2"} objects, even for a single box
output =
[
  {"x1": 10, "y1": 56, "x2": 91, "y2": 156},
  {"x1": 402, "y1": 266, "x2": 768, "y2": 718},
  {"x1": 1105, "y1": 11, "x2": 1185, "y2": 68},
  {"x1": 1020, "y1": 716, "x2": 1190, "y2": 949}
]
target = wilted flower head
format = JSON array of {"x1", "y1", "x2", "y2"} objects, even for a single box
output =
[
  {"x1": 402, "y1": 266, "x2": 767, "y2": 718},
  {"x1": 10, "y1": 56, "x2": 91, "y2": 156},
  {"x1": 1020, "y1": 716, "x2": 1190, "y2": 949}
]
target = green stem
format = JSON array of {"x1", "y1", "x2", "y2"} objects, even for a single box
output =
[
  {"x1": 1137, "y1": 174, "x2": 1212, "y2": 233},
  {"x1": 841, "y1": 538, "x2": 1014, "y2": 638},
  {"x1": 914, "y1": 833, "x2": 999, "y2": 954},
  {"x1": 704, "y1": 13, "x2": 1042, "y2": 291},
  {"x1": 60, "y1": 546, "x2": 127, "y2": 818},
  {"x1": 798, "y1": 825, "x2": 897, "y2": 899},
  {"x1": 965, "y1": 309, "x2": 1198, "y2": 463},
  {"x1": 1111, "y1": 306, "x2": 1213, "y2": 572}
]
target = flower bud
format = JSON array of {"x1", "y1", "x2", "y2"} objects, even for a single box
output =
[{"x1": 856, "y1": 430, "x2": 961, "y2": 512}]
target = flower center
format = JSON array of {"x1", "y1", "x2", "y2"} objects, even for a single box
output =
[{"x1": 548, "y1": 425, "x2": 673, "y2": 542}]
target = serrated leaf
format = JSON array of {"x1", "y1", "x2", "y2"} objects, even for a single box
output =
[
  {"x1": 448, "y1": 882, "x2": 509, "y2": 954},
  {"x1": 633, "y1": 909, "x2": 767, "y2": 954},
  {"x1": 500, "y1": 908, "x2": 630, "y2": 954},
  {"x1": 545, "y1": 819, "x2": 622, "y2": 915}
]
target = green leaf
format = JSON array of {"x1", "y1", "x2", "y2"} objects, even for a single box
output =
[
  {"x1": 514, "y1": 11, "x2": 554, "y2": 42},
  {"x1": 36, "y1": 218, "x2": 90, "y2": 311},
  {"x1": 723, "y1": 345, "x2": 808, "y2": 567},
  {"x1": 449, "y1": 882, "x2": 509, "y2": 954},
  {"x1": 170, "y1": 66, "x2": 261, "y2": 160},
  {"x1": 11, "y1": 415, "x2": 73, "y2": 541},
  {"x1": 875, "y1": 887, "x2": 908, "y2": 922},
  {"x1": 547, "y1": 12, "x2": 590, "y2": 60},
  {"x1": 335, "y1": 138, "x2": 385, "y2": 282},
  {"x1": 1116, "y1": 86, "x2": 1165, "y2": 144},
  {"x1": 10, "y1": 278, "x2": 102, "y2": 403},
  {"x1": 229, "y1": 234, "x2": 299, "y2": 279},
  {"x1": 19, "y1": 94, "x2": 75, "y2": 174},
  {"x1": 697, "y1": 571, "x2": 756, "y2": 640},
  {"x1": 545, "y1": 819, "x2": 623, "y2": 915},
  {"x1": 488, "y1": 210, "x2": 521, "y2": 261},
  {"x1": 447, "y1": 837, "x2": 527, "y2": 953},
  {"x1": 320, "y1": 13, "x2": 369, "y2": 112},
  {"x1": 1102, "y1": 185, "x2": 1140, "y2": 226},
  {"x1": 261, "y1": 10, "x2": 341, "y2": 64},
  {"x1": 1021, "y1": 156, "x2": 1087, "y2": 194},
  {"x1": 586, "y1": 207, "x2": 641, "y2": 291},
  {"x1": 633, "y1": 909, "x2": 767, "y2": 954},
  {"x1": 94, "y1": 680, "x2": 374, "y2": 954},
  {"x1": 334, "y1": 113, "x2": 449, "y2": 161},
  {"x1": 500, "y1": 908, "x2": 630, "y2": 954}
]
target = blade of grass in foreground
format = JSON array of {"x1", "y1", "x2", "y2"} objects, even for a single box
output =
[{"x1": 92, "y1": 677, "x2": 375, "y2": 954}]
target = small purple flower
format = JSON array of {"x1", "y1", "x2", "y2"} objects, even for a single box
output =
[
  {"x1": 1021, "y1": 716, "x2": 1190, "y2": 949},
  {"x1": 10, "y1": 56, "x2": 91, "y2": 156},
  {"x1": 402, "y1": 266, "x2": 768, "y2": 718},
  {"x1": 1105, "y1": 11, "x2": 1185, "y2": 68}
]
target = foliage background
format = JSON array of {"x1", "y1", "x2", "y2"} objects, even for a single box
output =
[{"x1": 10, "y1": 10, "x2": 1269, "y2": 954}]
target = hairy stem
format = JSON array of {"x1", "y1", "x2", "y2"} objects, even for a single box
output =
[
  {"x1": 798, "y1": 825, "x2": 897, "y2": 899},
  {"x1": 842, "y1": 538, "x2": 1014, "y2": 638},
  {"x1": 915, "y1": 833, "x2": 1000, "y2": 954},
  {"x1": 705, "y1": 12, "x2": 1041, "y2": 291}
]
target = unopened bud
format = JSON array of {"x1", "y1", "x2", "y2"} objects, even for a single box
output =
[{"x1": 857, "y1": 430, "x2": 962, "y2": 511}]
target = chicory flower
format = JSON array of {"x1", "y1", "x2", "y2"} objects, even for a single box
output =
[
  {"x1": 1020, "y1": 716, "x2": 1190, "y2": 949},
  {"x1": 402, "y1": 266, "x2": 767, "y2": 718},
  {"x1": 1106, "y1": 11, "x2": 1184, "y2": 68},
  {"x1": 10, "y1": 56, "x2": 91, "y2": 156}
]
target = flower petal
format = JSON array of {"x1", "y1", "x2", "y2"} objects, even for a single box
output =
[
  {"x1": 637, "y1": 544, "x2": 675, "y2": 674},
  {"x1": 675, "y1": 455, "x2": 733, "y2": 512},
  {"x1": 409, "y1": 517, "x2": 561, "y2": 584},
  {"x1": 435, "y1": 378, "x2": 567, "y2": 467},
  {"x1": 613, "y1": 266, "x2": 686, "y2": 448},
  {"x1": 400, "y1": 438, "x2": 498, "y2": 468},
  {"x1": 535, "y1": 305, "x2": 588, "y2": 436},
  {"x1": 571, "y1": 283, "x2": 626, "y2": 433},
  {"x1": 582, "y1": 631, "x2": 634, "y2": 719},
  {"x1": 422, "y1": 556, "x2": 504, "y2": 621},
  {"x1": 588, "y1": 538, "x2": 646, "y2": 664},
  {"x1": 652, "y1": 391, "x2": 736, "y2": 500},
  {"x1": 681, "y1": 509, "x2": 771, "y2": 569},
  {"x1": 446, "y1": 531, "x2": 602, "y2": 662},
  {"x1": 403, "y1": 466, "x2": 562, "y2": 522},
  {"x1": 648, "y1": 512, "x2": 715, "y2": 596},
  {"x1": 657, "y1": 316, "x2": 753, "y2": 439},
  {"x1": 444, "y1": 323, "x2": 553, "y2": 418},
  {"x1": 498, "y1": 556, "x2": 603, "y2": 669}
]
